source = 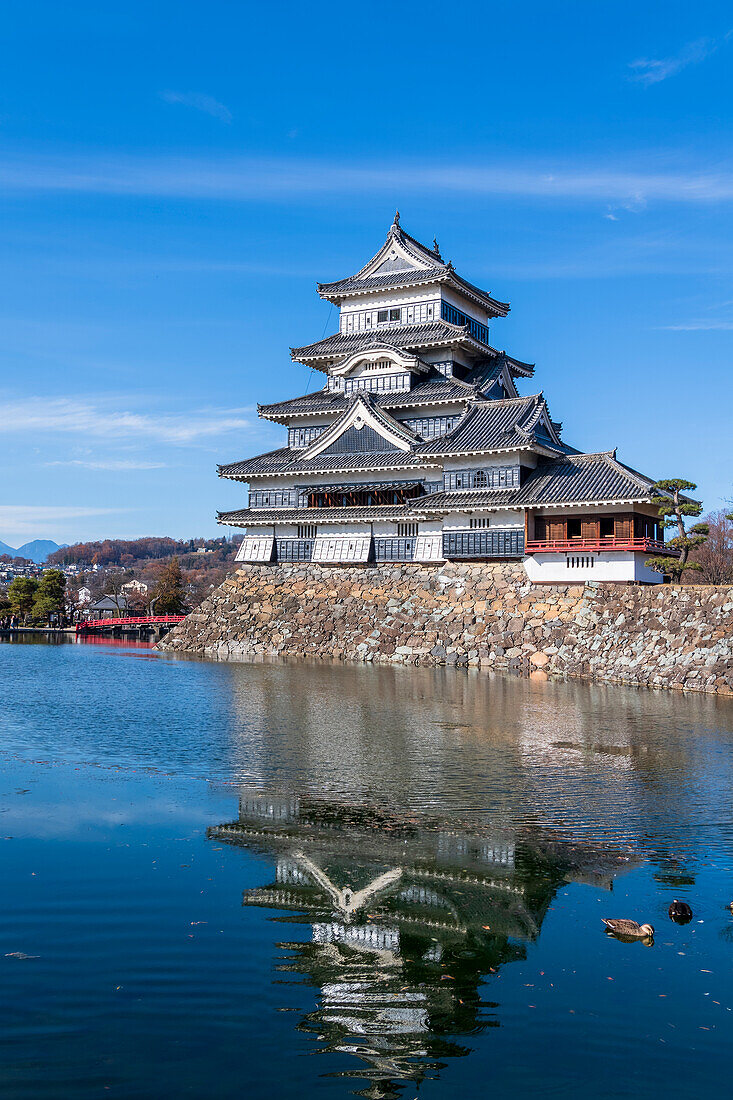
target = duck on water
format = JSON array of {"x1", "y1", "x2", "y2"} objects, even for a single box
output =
[{"x1": 602, "y1": 919, "x2": 655, "y2": 940}]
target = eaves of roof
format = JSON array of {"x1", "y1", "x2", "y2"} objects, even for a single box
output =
[
  {"x1": 290, "y1": 321, "x2": 496, "y2": 370},
  {"x1": 218, "y1": 448, "x2": 442, "y2": 479},
  {"x1": 258, "y1": 378, "x2": 476, "y2": 421},
  {"x1": 217, "y1": 504, "x2": 435, "y2": 525},
  {"x1": 413, "y1": 488, "x2": 521, "y2": 511},
  {"x1": 315, "y1": 221, "x2": 510, "y2": 316},
  {"x1": 514, "y1": 451, "x2": 657, "y2": 507}
]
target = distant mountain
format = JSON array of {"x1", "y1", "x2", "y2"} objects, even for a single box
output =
[{"x1": 0, "y1": 539, "x2": 62, "y2": 563}]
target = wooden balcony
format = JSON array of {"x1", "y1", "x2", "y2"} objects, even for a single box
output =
[{"x1": 525, "y1": 537, "x2": 680, "y2": 556}]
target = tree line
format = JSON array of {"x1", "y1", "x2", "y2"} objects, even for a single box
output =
[
  {"x1": 1, "y1": 559, "x2": 189, "y2": 625},
  {"x1": 48, "y1": 536, "x2": 233, "y2": 568}
]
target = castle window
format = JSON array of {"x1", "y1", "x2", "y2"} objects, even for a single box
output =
[
  {"x1": 470, "y1": 517, "x2": 490, "y2": 529},
  {"x1": 297, "y1": 524, "x2": 317, "y2": 539},
  {"x1": 397, "y1": 523, "x2": 418, "y2": 538}
]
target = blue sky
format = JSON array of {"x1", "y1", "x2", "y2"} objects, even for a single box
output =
[{"x1": 2, "y1": 0, "x2": 732, "y2": 545}]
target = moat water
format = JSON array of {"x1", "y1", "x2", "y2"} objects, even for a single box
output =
[{"x1": 2, "y1": 635, "x2": 733, "y2": 1098}]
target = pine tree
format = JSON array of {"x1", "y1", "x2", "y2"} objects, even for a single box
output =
[
  {"x1": 645, "y1": 479, "x2": 708, "y2": 582},
  {"x1": 32, "y1": 569, "x2": 67, "y2": 622},
  {"x1": 7, "y1": 577, "x2": 39, "y2": 621}
]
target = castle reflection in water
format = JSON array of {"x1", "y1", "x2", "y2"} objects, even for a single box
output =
[{"x1": 210, "y1": 789, "x2": 640, "y2": 1098}]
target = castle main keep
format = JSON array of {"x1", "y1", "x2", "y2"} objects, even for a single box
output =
[{"x1": 218, "y1": 214, "x2": 677, "y2": 584}]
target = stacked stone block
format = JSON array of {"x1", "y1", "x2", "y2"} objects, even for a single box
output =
[{"x1": 158, "y1": 563, "x2": 733, "y2": 696}]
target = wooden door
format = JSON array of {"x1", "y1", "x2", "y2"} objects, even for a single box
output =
[
  {"x1": 615, "y1": 515, "x2": 632, "y2": 540},
  {"x1": 581, "y1": 518, "x2": 600, "y2": 540},
  {"x1": 547, "y1": 519, "x2": 566, "y2": 541}
]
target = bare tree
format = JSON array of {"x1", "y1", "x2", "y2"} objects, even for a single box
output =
[{"x1": 688, "y1": 509, "x2": 733, "y2": 584}]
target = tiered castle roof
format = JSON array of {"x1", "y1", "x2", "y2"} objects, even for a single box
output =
[
  {"x1": 316, "y1": 213, "x2": 510, "y2": 315},
  {"x1": 218, "y1": 215, "x2": 677, "y2": 562}
]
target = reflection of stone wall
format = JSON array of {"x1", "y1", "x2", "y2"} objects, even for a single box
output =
[{"x1": 159, "y1": 563, "x2": 733, "y2": 695}]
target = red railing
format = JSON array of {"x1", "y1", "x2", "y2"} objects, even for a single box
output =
[
  {"x1": 76, "y1": 615, "x2": 186, "y2": 633},
  {"x1": 525, "y1": 537, "x2": 680, "y2": 556}
]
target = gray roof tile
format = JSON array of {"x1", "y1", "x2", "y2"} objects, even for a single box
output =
[
  {"x1": 218, "y1": 505, "x2": 427, "y2": 525},
  {"x1": 316, "y1": 222, "x2": 510, "y2": 316},
  {"x1": 291, "y1": 321, "x2": 488, "y2": 363},
  {"x1": 515, "y1": 452, "x2": 656, "y2": 506},
  {"x1": 413, "y1": 489, "x2": 519, "y2": 510},
  {"x1": 259, "y1": 377, "x2": 476, "y2": 419},
  {"x1": 418, "y1": 395, "x2": 566, "y2": 456},
  {"x1": 219, "y1": 448, "x2": 436, "y2": 478}
]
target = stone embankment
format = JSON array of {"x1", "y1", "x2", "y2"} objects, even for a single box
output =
[{"x1": 158, "y1": 563, "x2": 733, "y2": 696}]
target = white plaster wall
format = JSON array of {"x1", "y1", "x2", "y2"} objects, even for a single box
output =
[
  {"x1": 372, "y1": 519, "x2": 442, "y2": 536},
  {"x1": 281, "y1": 414, "x2": 332, "y2": 429},
  {"x1": 523, "y1": 552, "x2": 665, "y2": 584},
  {"x1": 439, "y1": 284, "x2": 491, "y2": 324},
  {"x1": 396, "y1": 402, "x2": 469, "y2": 419},
  {"x1": 238, "y1": 525, "x2": 275, "y2": 538},
  {"x1": 440, "y1": 452, "x2": 525, "y2": 472},
  {"x1": 339, "y1": 290, "x2": 440, "y2": 333},
  {"x1": 632, "y1": 554, "x2": 668, "y2": 582},
  {"x1": 312, "y1": 522, "x2": 372, "y2": 537},
  {"x1": 442, "y1": 510, "x2": 523, "y2": 531}
]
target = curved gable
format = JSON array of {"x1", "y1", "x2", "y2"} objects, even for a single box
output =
[{"x1": 302, "y1": 395, "x2": 416, "y2": 459}]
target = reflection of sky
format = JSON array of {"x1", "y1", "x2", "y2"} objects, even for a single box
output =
[
  {"x1": 3, "y1": 641, "x2": 733, "y2": 856},
  {"x1": 1, "y1": 765, "x2": 217, "y2": 839},
  {"x1": 2, "y1": 639, "x2": 733, "y2": 1098}
]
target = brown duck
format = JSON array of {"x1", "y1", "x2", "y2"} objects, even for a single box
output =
[{"x1": 602, "y1": 918, "x2": 655, "y2": 938}]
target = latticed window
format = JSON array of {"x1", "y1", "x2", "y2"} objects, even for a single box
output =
[
  {"x1": 288, "y1": 425, "x2": 326, "y2": 449},
  {"x1": 250, "y1": 489, "x2": 296, "y2": 508},
  {"x1": 444, "y1": 466, "x2": 520, "y2": 491},
  {"x1": 297, "y1": 524, "x2": 317, "y2": 539},
  {"x1": 344, "y1": 374, "x2": 410, "y2": 394},
  {"x1": 470, "y1": 517, "x2": 490, "y2": 529},
  {"x1": 402, "y1": 415, "x2": 460, "y2": 439},
  {"x1": 397, "y1": 522, "x2": 418, "y2": 538}
]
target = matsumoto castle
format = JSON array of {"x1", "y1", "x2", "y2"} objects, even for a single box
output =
[{"x1": 219, "y1": 214, "x2": 677, "y2": 583}]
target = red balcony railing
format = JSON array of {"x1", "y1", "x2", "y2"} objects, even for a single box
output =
[{"x1": 525, "y1": 537, "x2": 680, "y2": 556}]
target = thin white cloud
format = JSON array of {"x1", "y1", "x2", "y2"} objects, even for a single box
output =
[
  {"x1": 658, "y1": 320, "x2": 733, "y2": 330},
  {"x1": 2, "y1": 151, "x2": 733, "y2": 207},
  {"x1": 628, "y1": 37, "x2": 720, "y2": 85},
  {"x1": 159, "y1": 90, "x2": 232, "y2": 122},
  {"x1": 45, "y1": 458, "x2": 168, "y2": 470},
  {"x1": 0, "y1": 396, "x2": 255, "y2": 444},
  {"x1": 0, "y1": 505, "x2": 120, "y2": 539}
]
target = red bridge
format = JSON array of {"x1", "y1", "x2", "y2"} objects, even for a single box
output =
[{"x1": 76, "y1": 615, "x2": 186, "y2": 637}]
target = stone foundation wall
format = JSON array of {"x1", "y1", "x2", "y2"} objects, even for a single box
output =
[{"x1": 158, "y1": 563, "x2": 733, "y2": 695}]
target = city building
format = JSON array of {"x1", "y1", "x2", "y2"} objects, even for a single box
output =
[
  {"x1": 121, "y1": 579, "x2": 148, "y2": 595},
  {"x1": 86, "y1": 594, "x2": 129, "y2": 619},
  {"x1": 218, "y1": 215, "x2": 678, "y2": 582}
]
